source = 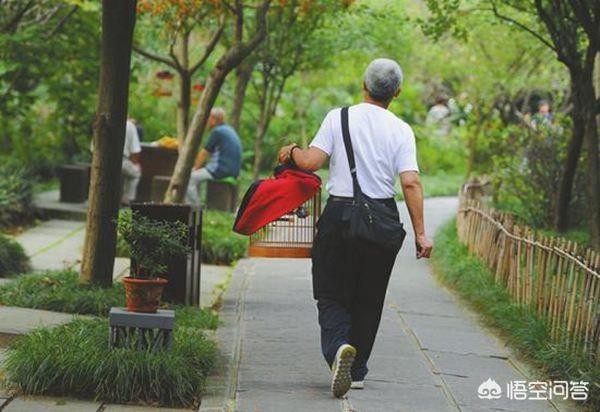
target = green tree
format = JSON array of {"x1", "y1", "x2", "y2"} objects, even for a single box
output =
[
  {"x1": 0, "y1": 1, "x2": 98, "y2": 170},
  {"x1": 164, "y1": 0, "x2": 271, "y2": 204},
  {"x1": 247, "y1": 0, "x2": 351, "y2": 179},
  {"x1": 80, "y1": 0, "x2": 137, "y2": 286},
  {"x1": 423, "y1": 0, "x2": 600, "y2": 248},
  {"x1": 134, "y1": 0, "x2": 225, "y2": 144}
]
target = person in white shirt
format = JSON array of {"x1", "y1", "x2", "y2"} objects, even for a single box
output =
[
  {"x1": 426, "y1": 95, "x2": 452, "y2": 136},
  {"x1": 278, "y1": 58, "x2": 433, "y2": 398},
  {"x1": 121, "y1": 119, "x2": 142, "y2": 204}
]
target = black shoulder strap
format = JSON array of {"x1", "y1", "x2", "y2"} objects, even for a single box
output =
[{"x1": 340, "y1": 107, "x2": 362, "y2": 197}]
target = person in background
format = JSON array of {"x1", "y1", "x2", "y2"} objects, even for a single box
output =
[
  {"x1": 531, "y1": 99, "x2": 553, "y2": 129},
  {"x1": 426, "y1": 94, "x2": 452, "y2": 136},
  {"x1": 278, "y1": 58, "x2": 433, "y2": 398},
  {"x1": 186, "y1": 107, "x2": 242, "y2": 205},
  {"x1": 121, "y1": 118, "x2": 142, "y2": 205},
  {"x1": 130, "y1": 117, "x2": 144, "y2": 142},
  {"x1": 90, "y1": 116, "x2": 141, "y2": 205}
]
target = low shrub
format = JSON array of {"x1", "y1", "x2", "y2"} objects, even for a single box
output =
[
  {"x1": 202, "y1": 210, "x2": 247, "y2": 265},
  {"x1": 432, "y1": 220, "x2": 600, "y2": 409},
  {"x1": 488, "y1": 122, "x2": 587, "y2": 230},
  {"x1": 0, "y1": 270, "x2": 124, "y2": 316},
  {"x1": 0, "y1": 163, "x2": 35, "y2": 230},
  {"x1": 3, "y1": 313, "x2": 217, "y2": 407},
  {"x1": 0, "y1": 234, "x2": 30, "y2": 277},
  {"x1": 396, "y1": 172, "x2": 464, "y2": 200},
  {"x1": 116, "y1": 209, "x2": 248, "y2": 265}
]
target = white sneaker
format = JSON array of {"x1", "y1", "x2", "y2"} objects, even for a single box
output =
[
  {"x1": 331, "y1": 344, "x2": 356, "y2": 398},
  {"x1": 351, "y1": 381, "x2": 364, "y2": 390}
]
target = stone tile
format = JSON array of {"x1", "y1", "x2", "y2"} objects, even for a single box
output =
[
  {"x1": 103, "y1": 404, "x2": 187, "y2": 411},
  {"x1": 113, "y1": 257, "x2": 131, "y2": 280},
  {"x1": 200, "y1": 265, "x2": 231, "y2": 309},
  {"x1": 0, "y1": 306, "x2": 83, "y2": 336},
  {"x1": 3, "y1": 396, "x2": 100, "y2": 411},
  {"x1": 402, "y1": 313, "x2": 510, "y2": 358},
  {"x1": 350, "y1": 381, "x2": 453, "y2": 412}
]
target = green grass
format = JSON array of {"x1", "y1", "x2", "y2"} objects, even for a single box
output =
[
  {"x1": 201, "y1": 210, "x2": 247, "y2": 265},
  {"x1": 0, "y1": 270, "x2": 124, "y2": 316},
  {"x1": 538, "y1": 228, "x2": 591, "y2": 249},
  {"x1": 3, "y1": 313, "x2": 217, "y2": 408},
  {"x1": 32, "y1": 178, "x2": 59, "y2": 194},
  {"x1": 0, "y1": 234, "x2": 30, "y2": 277},
  {"x1": 433, "y1": 219, "x2": 600, "y2": 410},
  {"x1": 396, "y1": 172, "x2": 463, "y2": 200},
  {"x1": 0, "y1": 270, "x2": 221, "y2": 329}
]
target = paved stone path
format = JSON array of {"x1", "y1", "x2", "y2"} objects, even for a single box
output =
[
  {"x1": 9, "y1": 219, "x2": 229, "y2": 308},
  {"x1": 210, "y1": 197, "x2": 579, "y2": 412}
]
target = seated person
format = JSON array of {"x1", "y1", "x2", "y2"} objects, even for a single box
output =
[
  {"x1": 121, "y1": 118, "x2": 142, "y2": 205},
  {"x1": 186, "y1": 107, "x2": 242, "y2": 205},
  {"x1": 90, "y1": 117, "x2": 141, "y2": 205}
]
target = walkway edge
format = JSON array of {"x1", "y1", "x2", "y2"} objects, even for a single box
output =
[{"x1": 199, "y1": 259, "x2": 254, "y2": 412}]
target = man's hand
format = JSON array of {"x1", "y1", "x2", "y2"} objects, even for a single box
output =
[
  {"x1": 278, "y1": 144, "x2": 297, "y2": 164},
  {"x1": 415, "y1": 234, "x2": 433, "y2": 259}
]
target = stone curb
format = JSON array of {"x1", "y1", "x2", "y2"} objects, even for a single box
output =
[{"x1": 198, "y1": 259, "x2": 253, "y2": 412}]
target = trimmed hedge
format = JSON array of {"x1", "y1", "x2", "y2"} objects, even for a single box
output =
[{"x1": 0, "y1": 233, "x2": 30, "y2": 277}]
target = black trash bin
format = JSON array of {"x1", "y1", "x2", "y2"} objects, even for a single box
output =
[
  {"x1": 130, "y1": 203, "x2": 202, "y2": 306},
  {"x1": 58, "y1": 164, "x2": 90, "y2": 203}
]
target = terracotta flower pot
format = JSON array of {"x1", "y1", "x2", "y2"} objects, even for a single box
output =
[{"x1": 123, "y1": 276, "x2": 168, "y2": 313}]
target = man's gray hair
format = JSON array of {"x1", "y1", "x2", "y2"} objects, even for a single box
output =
[
  {"x1": 364, "y1": 58, "x2": 404, "y2": 102},
  {"x1": 210, "y1": 107, "x2": 226, "y2": 123}
]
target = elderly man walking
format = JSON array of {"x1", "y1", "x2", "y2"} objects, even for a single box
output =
[{"x1": 279, "y1": 58, "x2": 433, "y2": 398}]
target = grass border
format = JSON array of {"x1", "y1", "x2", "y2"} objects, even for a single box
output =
[{"x1": 432, "y1": 218, "x2": 599, "y2": 410}]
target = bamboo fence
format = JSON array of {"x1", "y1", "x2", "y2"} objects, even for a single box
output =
[{"x1": 457, "y1": 183, "x2": 600, "y2": 363}]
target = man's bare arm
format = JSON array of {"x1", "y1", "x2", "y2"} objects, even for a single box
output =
[
  {"x1": 400, "y1": 171, "x2": 433, "y2": 259},
  {"x1": 194, "y1": 149, "x2": 210, "y2": 170},
  {"x1": 278, "y1": 144, "x2": 328, "y2": 171}
]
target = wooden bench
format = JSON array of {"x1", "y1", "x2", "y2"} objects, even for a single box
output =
[{"x1": 136, "y1": 143, "x2": 178, "y2": 202}]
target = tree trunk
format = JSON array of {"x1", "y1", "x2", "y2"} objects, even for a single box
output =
[
  {"x1": 252, "y1": 111, "x2": 269, "y2": 181},
  {"x1": 230, "y1": 61, "x2": 253, "y2": 131},
  {"x1": 164, "y1": 0, "x2": 271, "y2": 204},
  {"x1": 580, "y1": 70, "x2": 600, "y2": 249},
  {"x1": 176, "y1": 31, "x2": 190, "y2": 144},
  {"x1": 554, "y1": 72, "x2": 586, "y2": 232},
  {"x1": 80, "y1": 0, "x2": 137, "y2": 286},
  {"x1": 164, "y1": 68, "x2": 228, "y2": 203},
  {"x1": 177, "y1": 73, "x2": 191, "y2": 144}
]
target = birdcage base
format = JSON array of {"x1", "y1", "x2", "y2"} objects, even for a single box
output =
[{"x1": 249, "y1": 244, "x2": 312, "y2": 258}]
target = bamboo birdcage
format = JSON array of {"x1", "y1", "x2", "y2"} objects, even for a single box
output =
[{"x1": 249, "y1": 191, "x2": 322, "y2": 258}]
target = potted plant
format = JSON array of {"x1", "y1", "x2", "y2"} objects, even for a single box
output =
[{"x1": 116, "y1": 210, "x2": 191, "y2": 313}]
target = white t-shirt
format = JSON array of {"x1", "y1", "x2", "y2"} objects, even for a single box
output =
[
  {"x1": 310, "y1": 103, "x2": 419, "y2": 198},
  {"x1": 123, "y1": 120, "x2": 142, "y2": 158}
]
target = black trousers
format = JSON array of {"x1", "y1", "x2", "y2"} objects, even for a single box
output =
[{"x1": 311, "y1": 198, "x2": 400, "y2": 381}]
